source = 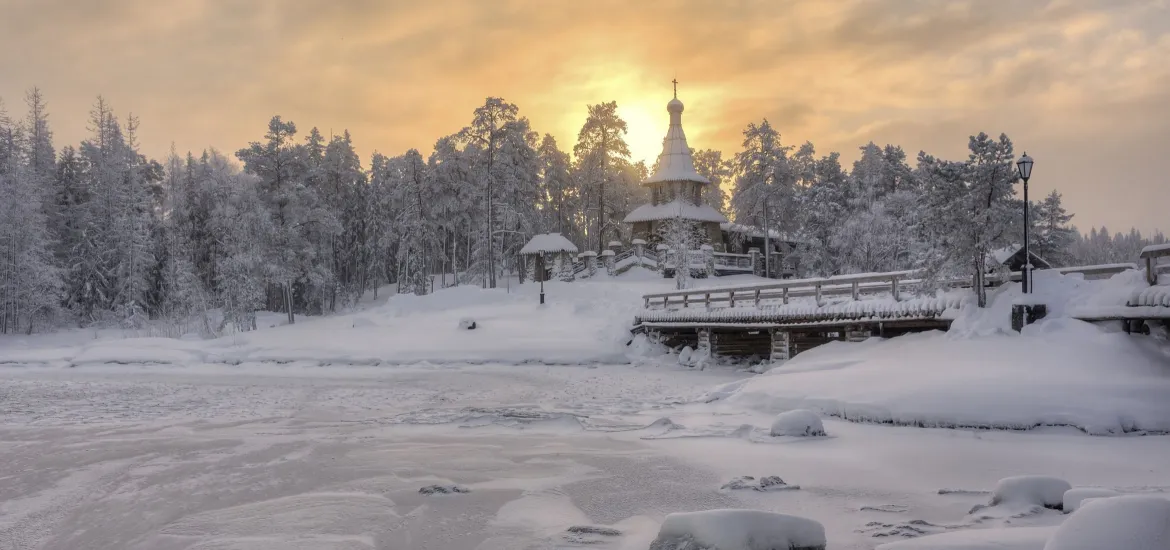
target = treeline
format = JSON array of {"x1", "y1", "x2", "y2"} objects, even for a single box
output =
[{"x1": 0, "y1": 89, "x2": 1162, "y2": 334}]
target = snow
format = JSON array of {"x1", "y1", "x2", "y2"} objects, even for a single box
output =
[
  {"x1": 1140, "y1": 243, "x2": 1170, "y2": 257},
  {"x1": 1043, "y1": 495, "x2": 1170, "y2": 550},
  {"x1": 0, "y1": 278, "x2": 654, "y2": 367},
  {"x1": 876, "y1": 526, "x2": 1057, "y2": 550},
  {"x1": 770, "y1": 409, "x2": 826, "y2": 437},
  {"x1": 651, "y1": 509, "x2": 826, "y2": 550},
  {"x1": 3, "y1": 270, "x2": 1170, "y2": 549},
  {"x1": 624, "y1": 199, "x2": 729, "y2": 223},
  {"x1": 714, "y1": 323, "x2": 1170, "y2": 434},
  {"x1": 710, "y1": 270, "x2": 1170, "y2": 435},
  {"x1": 989, "y1": 476, "x2": 1071, "y2": 509},
  {"x1": 1061, "y1": 488, "x2": 1120, "y2": 513},
  {"x1": 519, "y1": 232, "x2": 579, "y2": 255}
]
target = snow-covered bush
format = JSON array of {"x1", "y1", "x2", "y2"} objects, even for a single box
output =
[
  {"x1": 1044, "y1": 495, "x2": 1170, "y2": 550},
  {"x1": 770, "y1": 410, "x2": 826, "y2": 437},
  {"x1": 649, "y1": 509, "x2": 826, "y2": 550},
  {"x1": 988, "y1": 476, "x2": 1072, "y2": 510},
  {"x1": 1062, "y1": 488, "x2": 1120, "y2": 513}
]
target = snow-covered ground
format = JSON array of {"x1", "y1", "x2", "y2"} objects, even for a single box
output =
[{"x1": 1, "y1": 267, "x2": 1169, "y2": 549}]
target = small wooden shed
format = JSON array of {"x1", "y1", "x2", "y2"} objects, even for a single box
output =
[{"x1": 519, "y1": 233, "x2": 580, "y2": 282}]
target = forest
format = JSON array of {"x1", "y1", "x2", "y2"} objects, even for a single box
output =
[{"x1": 0, "y1": 89, "x2": 1164, "y2": 335}]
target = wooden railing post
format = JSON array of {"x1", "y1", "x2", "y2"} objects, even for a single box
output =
[
  {"x1": 815, "y1": 283, "x2": 823, "y2": 306},
  {"x1": 891, "y1": 277, "x2": 900, "y2": 301},
  {"x1": 644, "y1": 296, "x2": 650, "y2": 309},
  {"x1": 705, "y1": 293, "x2": 711, "y2": 310},
  {"x1": 754, "y1": 289, "x2": 761, "y2": 307},
  {"x1": 782, "y1": 287, "x2": 789, "y2": 305},
  {"x1": 851, "y1": 281, "x2": 860, "y2": 301},
  {"x1": 683, "y1": 294, "x2": 689, "y2": 308},
  {"x1": 729, "y1": 290, "x2": 736, "y2": 308}
]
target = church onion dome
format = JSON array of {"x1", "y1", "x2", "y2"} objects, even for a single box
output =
[{"x1": 644, "y1": 95, "x2": 710, "y2": 186}]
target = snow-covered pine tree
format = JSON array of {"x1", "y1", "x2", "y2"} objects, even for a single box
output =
[
  {"x1": 319, "y1": 130, "x2": 365, "y2": 308},
  {"x1": 211, "y1": 170, "x2": 275, "y2": 333},
  {"x1": 427, "y1": 135, "x2": 473, "y2": 287},
  {"x1": 573, "y1": 101, "x2": 631, "y2": 251},
  {"x1": 1032, "y1": 190, "x2": 1075, "y2": 267},
  {"x1": 537, "y1": 134, "x2": 576, "y2": 238},
  {"x1": 793, "y1": 147, "x2": 849, "y2": 276},
  {"x1": 0, "y1": 100, "x2": 62, "y2": 333},
  {"x1": 237, "y1": 116, "x2": 341, "y2": 322},
  {"x1": 692, "y1": 149, "x2": 730, "y2": 214},
  {"x1": 730, "y1": 120, "x2": 798, "y2": 273},
  {"x1": 918, "y1": 133, "x2": 1019, "y2": 307},
  {"x1": 460, "y1": 98, "x2": 523, "y2": 288},
  {"x1": 832, "y1": 142, "x2": 920, "y2": 274},
  {"x1": 392, "y1": 149, "x2": 436, "y2": 295},
  {"x1": 492, "y1": 117, "x2": 541, "y2": 282}
]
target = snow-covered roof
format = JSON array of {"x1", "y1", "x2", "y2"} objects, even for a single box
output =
[
  {"x1": 720, "y1": 222, "x2": 803, "y2": 243},
  {"x1": 1140, "y1": 243, "x2": 1170, "y2": 258},
  {"x1": 989, "y1": 245, "x2": 1048, "y2": 266},
  {"x1": 644, "y1": 96, "x2": 710, "y2": 186},
  {"x1": 518, "y1": 233, "x2": 579, "y2": 255},
  {"x1": 623, "y1": 199, "x2": 729, "y2": 223}
]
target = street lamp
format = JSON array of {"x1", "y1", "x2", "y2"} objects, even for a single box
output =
[{"x1": 1016, "y1": 152, "x2": 1034, "y2": 293}]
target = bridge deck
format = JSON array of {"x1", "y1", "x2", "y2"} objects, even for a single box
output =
[{"x1": 635, "y1": 264, "x2": 1166, "y2": 359}]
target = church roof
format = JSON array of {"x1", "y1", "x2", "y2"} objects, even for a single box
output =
[
  {"x1": 644, "y1": 94, "x2": 710, "y2": 186},
  {"x1": 624, "y1": 199, "x2": 728, "y2": 223}
]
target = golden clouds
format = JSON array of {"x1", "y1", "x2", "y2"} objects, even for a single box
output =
[{"x1": 0, "y1": 0, "x2": 1167, "y2": 230}]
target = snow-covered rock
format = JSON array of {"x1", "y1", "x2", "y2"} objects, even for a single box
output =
[
  {"x1": 720, "y1": 476, "x2": 799, "y2": 492},
  {"x1": 1061, "y1": 487, "x2": 1120, "y2": 513},
  {"x1": 989, "y1": 476, "x2": 1072, "y2": 510},
  {"x1": 770, "y1": 410, "x2": 826, "y2": 437},
  {"x1": 458, "y1": 318, "x2": 477, "y2": 330},
  {"x1": 876, "y1": 526, "x2": 1056, "y2": 550},
  {"x1": 649, "y1": 509, "x2": 826, "y2": 550},
  {"x1": 419, "y1": 484, "x2": 470, "y2": 495},
  {"x1": 1043, "y1": 495, "x2": 1170, "y2": 550}
]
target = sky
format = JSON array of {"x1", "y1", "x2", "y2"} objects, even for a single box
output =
[{"x1": 2, "y1": 0, "x2": 1168, "y2": 234}]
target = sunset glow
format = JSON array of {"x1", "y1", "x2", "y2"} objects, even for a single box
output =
[{"x1": 2, "y1": 0, "x2": 1168, "y2": 231}]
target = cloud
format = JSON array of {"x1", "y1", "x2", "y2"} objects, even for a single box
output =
[{"x1": 0, "y1": 0, "x2": 1166, "y2": 231}]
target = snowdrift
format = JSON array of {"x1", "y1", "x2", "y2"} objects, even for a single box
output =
[
  {"x1": 0, "y1": 277, "x2": 655, "y2": 367},
  {"x1": 713, "y1": 271, "x2": 1170, "y2": 435}
]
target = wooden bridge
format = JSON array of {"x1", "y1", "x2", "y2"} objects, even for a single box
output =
[{"x1": 634, "y1": 260, "x2": 1170, "y2": 361}]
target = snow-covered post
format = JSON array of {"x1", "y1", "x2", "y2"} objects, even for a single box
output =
[
  {"x1": 601, "y1": 249, "x2": 616, "y2": 272},
  {"x1": 584, "y1": 251, "x2": 598, "y2": 277},
  {"x1": 608, "y1": 240, "x2": 622, "y2": 256},
  {"x1": 632, "y1": 238, "x2": 647, "y2": 262},
  {"x1": 657, "y1": 244, "x2": 670, "y2": 274},
  {"x1": 700, "y1": 244, "x2": 715, "y2": 278},
  {"x1": 555, "y1": 254, "x2": 573, "y2": 282},
  {"x1": 749, "y1": 247, "x2": 762, "y2": 277}
]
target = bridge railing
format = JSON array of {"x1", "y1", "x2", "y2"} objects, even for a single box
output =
[
  {"x1": 642, "y1": 263, "x2": 1139, "y2": 310},
  {"x1": 712, "y1": 252, "x2": 753, "y2": 271}
]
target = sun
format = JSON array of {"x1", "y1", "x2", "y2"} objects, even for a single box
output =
[{"x1": 617, "y1": 102, "x2": 666, "y2": 168}]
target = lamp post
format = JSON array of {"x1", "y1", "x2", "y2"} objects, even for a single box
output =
[{"x1": 1016, "y1": 152, "x2": 1034, "y2": 293}]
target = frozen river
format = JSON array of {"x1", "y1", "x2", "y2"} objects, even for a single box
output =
[{"x1": 2, "y1": 362, "x2": 1169, "y2": 550}]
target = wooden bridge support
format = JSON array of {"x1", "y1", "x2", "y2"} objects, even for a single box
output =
[
  {"x1": 771, "y1": 329, "x2": 790, "y2": 362},
  {"x1": 697, "y1": 327, "x2": 712, "y2": 356}
]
